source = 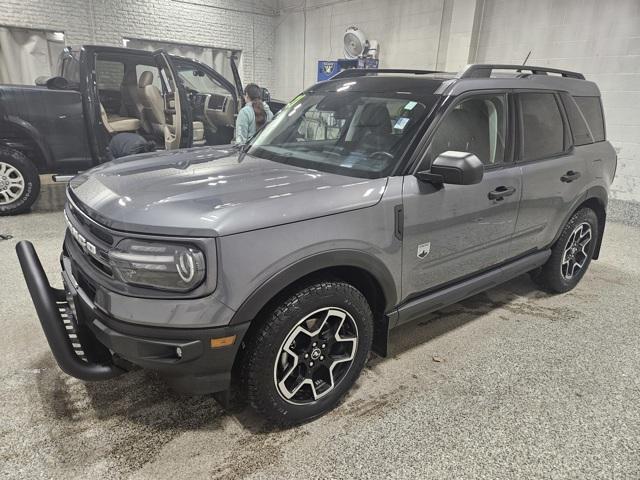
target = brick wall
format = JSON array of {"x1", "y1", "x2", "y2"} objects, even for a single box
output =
[
  {"x1": 473, "y1": 0, "x2": 640, "y2": 203},
  {"x1": 0, "y1": 0, "x2": 277, "y2": 91}
]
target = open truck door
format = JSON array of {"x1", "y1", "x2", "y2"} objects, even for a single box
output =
[
  {"x1": 153, "y1": 50, "x2": 192, "y2": 150},
  {"x1": 229, "y1": 53, "x2": 284, "y2": 115}
]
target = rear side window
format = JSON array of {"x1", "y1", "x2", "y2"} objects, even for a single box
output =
[
  {"x1": 519, "y1": 93, "x2": 565, "y2": 161},
  {"x1": 96, "y1": 59, "x2": 124, "y2": 90},
  {"x1": 574, "y1": 96, "x2": 605, "y2": 142},
  {"x1": 560, "y1": 93, "x2": 593, "y2": 146}
]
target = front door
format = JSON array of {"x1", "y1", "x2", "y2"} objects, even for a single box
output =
[{"x1": 401, "y1": 92, "x2": 521, "y2": 301}]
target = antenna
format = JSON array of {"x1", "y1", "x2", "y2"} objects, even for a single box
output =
[{"x1": 522, "y1": 50, "x2": 532, "y2": 66}]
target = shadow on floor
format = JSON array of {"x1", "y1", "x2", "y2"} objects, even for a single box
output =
[
  {"x1": 33, "y1": 181, "x2": 67, "y2": 212},
  {"x1": 377, "y1": 274, "x2": 556, "y2": 362}
]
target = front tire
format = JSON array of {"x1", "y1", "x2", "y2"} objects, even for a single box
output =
[
  {"x1": 0, "y1": 147, "x2": 40, "y2": 216},
  {"x1": 242, "y1": 280, "x2": 373, "y2": 425},
  {"x1": 532, "y1": 208, "x2": 599, "y2": 293}
]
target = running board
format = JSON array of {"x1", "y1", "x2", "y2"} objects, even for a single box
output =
[
  {"x1": 394, "y1": 250, "x2": 551, "y2": 327},
  {"x1": 52, "y1": 174, "x2": 76, "y2": 183}
]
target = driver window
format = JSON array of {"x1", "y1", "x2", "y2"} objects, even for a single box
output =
[{"x1": 427, "y1": 93, "x2": 507, "y2": 167}]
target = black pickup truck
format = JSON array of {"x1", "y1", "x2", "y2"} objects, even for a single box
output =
[{"x1": 0, "y1": 45, "x2": 283, "y2": 215}]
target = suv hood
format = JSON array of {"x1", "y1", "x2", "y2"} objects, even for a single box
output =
[{"x1": 69, "y1": 146, "x2": 388, "y2": 237}]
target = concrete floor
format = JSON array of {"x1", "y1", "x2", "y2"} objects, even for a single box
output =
[{"x1": 1, "y1": 187, "x2": 639, "y2": 479}]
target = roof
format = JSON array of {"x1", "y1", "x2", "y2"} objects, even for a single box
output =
[
  {"x1": 311, "y1": 75, "x2": 445, "y2": 95},
  {"x1": 323, "y1": 65, "x2": 601, "y2": 97}
]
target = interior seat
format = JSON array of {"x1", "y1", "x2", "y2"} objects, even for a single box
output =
[
  {"x1": 193, "y1": 121, "x2": 205, "y2": 145},
  {"x1": 121, "y1": 71, "x2": 148, "y2": 132},
  {"x1": 138, "y1": 70, "x2": 211, "y2": 147},
  {"x1": 138, "y1": 70, "x2": 167, "y2": 137},
  {"x1": 350, "y1": 103, "x2": 392, "y2": 145},
  {"x1": 99, "y1": 103, "x2": 140, "y2": 134}
]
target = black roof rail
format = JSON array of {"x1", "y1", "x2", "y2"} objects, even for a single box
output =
[
  {"x1": 458, "y1": 64, "x2": 585, "y2": 80},
  {"x1": 332, "y1": 68, "x2": 443, "y2": 79}
]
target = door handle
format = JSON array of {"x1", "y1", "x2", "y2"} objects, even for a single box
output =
[
  {"x1": 561, "y1": 170, "x2": 581, "y2": 183},
  {"x1": 488, "y1": 186, "x2": 516, "y2": 200}
]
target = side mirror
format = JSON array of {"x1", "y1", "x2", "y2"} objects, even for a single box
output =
[
  {"x1": 34, "y1": 76, "x2": 49, "y2": 87},
  {"x1": 39, "y1": 76, "x2": 70, "y2": 90},
  {"x1": 261, "y1": 87, "x2": 271, "y2": 103},
  {"x1": 415, "y1": 151, "x2": 484, "y2": 185}
]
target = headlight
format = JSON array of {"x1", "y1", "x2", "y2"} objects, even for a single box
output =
[{"x1": 108, "y1": 239, "x2": 206, "y2": 292}]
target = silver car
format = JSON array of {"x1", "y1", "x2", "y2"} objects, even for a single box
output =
[{"x1": 17, "y1": 64, "x2": 617, "y2": 425}]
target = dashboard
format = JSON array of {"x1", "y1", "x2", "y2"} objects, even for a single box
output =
[{"x1": 190, "y1": 92, "x2": 236, "y2": 129}]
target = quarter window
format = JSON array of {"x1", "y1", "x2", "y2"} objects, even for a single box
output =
[
  {"x1": 574, "y1": 96, "x2": 605, "y2": 142},
  {"x1": 427, "y1": 94, "x2": 507, "y2": 166},
  {"x1": 520, "y1": 93, "x2": 565, "y2": 161},
  {"x1": 560, "y1": 92, "x2": 593, "y2": 146}
]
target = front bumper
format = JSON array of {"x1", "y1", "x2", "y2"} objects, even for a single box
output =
[{"x1": 16, "y1": 241, "x2": 249, "y2": 394}]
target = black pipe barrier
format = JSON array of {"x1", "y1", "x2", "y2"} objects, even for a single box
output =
[{"x1": 15, "y1": 240, "x2": 124, "y2": 381}]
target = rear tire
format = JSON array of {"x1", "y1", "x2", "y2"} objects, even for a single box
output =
[
  {"x1": 531, "y1": 208, "x2": 599, "y2": 293},
  {"x1": 242, "y1": 280, "x2": 373, "y2": 426},
  {"x1": 0, "y1": 147, "x2": 40, "y2": 216}
]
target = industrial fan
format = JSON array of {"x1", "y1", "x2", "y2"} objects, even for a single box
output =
[{"x1": 317, "y1": 26, "x2": 380, "y2": 81}]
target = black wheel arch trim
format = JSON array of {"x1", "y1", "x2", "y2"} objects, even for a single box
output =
[
  {"x1": 229, "y1": 249, "x2": 398, "y2": 325},
  {"x1": 0, "y1": 115, "x2": 53, "y2": 171},
  {"x1": 548, "y1": 186, "x2": 608, "y2": 259}
]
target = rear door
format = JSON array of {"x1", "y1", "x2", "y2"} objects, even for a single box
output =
[
  {"x1": 401, "y1": 91, "x2": 522, "y2": 301},
  {"x1": 510, "y1": 91, "x2": 588, "y2": 255},
  {"x1": 154, "y1": 50, "x2": 192, "y2": 149}
]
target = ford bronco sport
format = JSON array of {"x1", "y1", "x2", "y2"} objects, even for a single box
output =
[
  {"x1": 17, "y1": 64, "x2": 616, "y2": 425},
  {"x1": 0, "y1": 45, "x2": 283, "y2": 215}
]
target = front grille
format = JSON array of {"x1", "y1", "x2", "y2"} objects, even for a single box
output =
[
  {"x1": 75, "y1": 268, "x2": 97, "y2": 300},
  {"x1": 65, "y1": 205, "x2": 114, "y2": 279},
  {"x1": 68, "y1": 202, "x2": 114, "y2": 246}
]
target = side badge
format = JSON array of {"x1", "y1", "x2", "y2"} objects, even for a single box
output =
[{"x1": 417, "y1": 242, "x2": 431, "y2": 259}]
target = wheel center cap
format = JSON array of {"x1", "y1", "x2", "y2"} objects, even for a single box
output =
[{"x1": 310, "y1": 348, "x2": 321, "y2": 360}]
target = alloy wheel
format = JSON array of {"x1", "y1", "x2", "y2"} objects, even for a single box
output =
[
  {"x1": 0, "y1": 162, "x2": 25, "y2": 206},
  {"x1": 273, "y1": 307, "x2": 358, "y2": 404},
  {"x1": 561, "y1": 222, "x2": 592, "y2": 280}
]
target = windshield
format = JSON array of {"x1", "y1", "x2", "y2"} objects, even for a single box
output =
[
  {"x1": 175, "y1": 64, "x2": 229, "y2": 96},
  {"x1": 246, "y1": 89, "x2": 438, "y2": 178}
]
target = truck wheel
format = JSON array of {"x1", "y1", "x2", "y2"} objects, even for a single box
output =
[
  {"x1": 242, "y1": 280, "x2": 373, "y2": 425},
  {"x1": 531, "y1": 208, "x2": 599, "y2": 293},
  {"x1": 0, "y1": 147, "x2": 40, "y2": 216}
]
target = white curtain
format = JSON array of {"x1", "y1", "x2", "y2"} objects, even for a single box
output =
[{"x1": 0, "y1": 27, "x2": 65, "y2": 85}]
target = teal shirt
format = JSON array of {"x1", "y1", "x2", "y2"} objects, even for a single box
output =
[{"x1": 235, "y1": 102, "x2": 273, "y2": 144}]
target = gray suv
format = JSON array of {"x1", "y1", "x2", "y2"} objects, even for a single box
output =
[{"x1": 17, "y1": 64, "x2": 616, "y2": 425}]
